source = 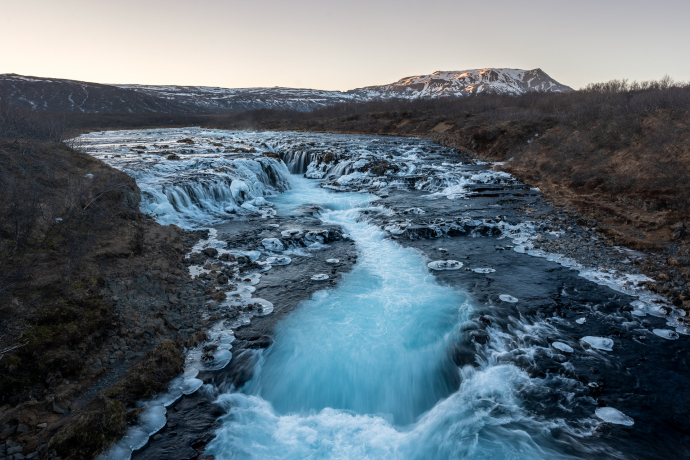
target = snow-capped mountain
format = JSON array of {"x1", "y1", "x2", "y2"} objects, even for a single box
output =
[
  {"x1": 0, "y1": 68, "x2": 572, "y2": 114},
  {"x1": 352, "y1": 68, "x2": 572, "y2": 99}
]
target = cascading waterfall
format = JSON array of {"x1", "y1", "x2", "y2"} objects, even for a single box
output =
[
  {"x1": 78, "y1": 128, "x2": 293, "y2": 227},
  {"x1": 206, "y1": 175, "x2": 591, "y2": 460},
  {"x1": 139, "y1": 157, "x2": 291, "y2": 226},
  {"x1": 280, "y1": 150, "x2": 319, "y2": 174}
]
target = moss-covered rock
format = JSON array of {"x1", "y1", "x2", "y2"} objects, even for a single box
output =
[{"x1": 47, "y1": 395, "x2": 125, "y2": 460}]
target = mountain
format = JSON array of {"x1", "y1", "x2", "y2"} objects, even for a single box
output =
[
  {"x1": 0, "y1": 68, "x2": 572, "y2": 114},
  {"x1": 352, "y1": 68, "x2": 573, "y2": 99}
]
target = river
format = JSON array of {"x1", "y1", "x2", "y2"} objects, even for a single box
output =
[{"x1": 79, "y1": 128, "x2": 690, "y2": 460}]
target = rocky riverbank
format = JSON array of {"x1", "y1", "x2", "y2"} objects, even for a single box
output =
[{"x1": 0, "y1": 140, "x2": 232, "y2": 460}]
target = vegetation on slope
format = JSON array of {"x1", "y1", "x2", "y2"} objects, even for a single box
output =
[{"x1": 0, "y1": 103, "x2": 194, "y2": 459}]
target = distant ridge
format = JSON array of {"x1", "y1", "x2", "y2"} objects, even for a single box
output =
[{"x1": 0, "y1": 68, "x2": 572, "y2": 114}]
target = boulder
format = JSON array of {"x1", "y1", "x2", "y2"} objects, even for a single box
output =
[{"x1": 202, "y1": 247, "x2": 219, "y2": 258}]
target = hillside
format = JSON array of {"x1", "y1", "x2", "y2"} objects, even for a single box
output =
[
  {"x1": 0, "y1": 74, "x2": 196, "y2": 114},
  {"x1": 0, "y1": 105, "x2": 212, "y2": 459},
  {"x1": 0, "y1": 68, "x2": 571, "y2": 114}
]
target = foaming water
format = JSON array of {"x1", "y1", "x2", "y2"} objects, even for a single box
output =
[{"x1": 207, "y1": 176, "x2": 586, "y2": 460}]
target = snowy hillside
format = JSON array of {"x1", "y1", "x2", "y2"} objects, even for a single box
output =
[{"x1": 116, "y1": 85, "x2": 358, "y2": 112}]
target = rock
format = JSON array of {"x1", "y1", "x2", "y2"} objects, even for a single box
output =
[
  {"x1": 671, "y1": 222, "x2": 689, "y2": 241},
  {"x1": 249, "y1": 336, "x2": 274, "y2": 349},
  {"x1": 16, "y1": 424, "x2": 29, "y2": 432},
  {"x1": 185, "y1": 331, "x2": 208, "y2": 348},
  {"x1": 202, "y1": 248, "x2": 218, "y2": 258},
  {"x1": 203, "y1": 343, "x2": 219, "y2": 353},
  {"x1": 52, "y1": 398, "x2": 66, "y2": 414},
  {"x1": 7, "y1": 446, "x2": 23, "y2": 455},
  {"x1": 37, "y1": 423, "x2": 48, "y2": 428},
  {"x1": 469, "y1": 330, "x2": 490, "y2": 345}
]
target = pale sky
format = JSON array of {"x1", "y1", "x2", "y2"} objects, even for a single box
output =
[{"x1": 2, "y1": 0, "x2": 688, "y2": 91}]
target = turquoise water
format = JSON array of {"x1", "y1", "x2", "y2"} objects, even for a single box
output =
[{"x1": 207, "y1": 176, "x2": 580, "y2": 460}]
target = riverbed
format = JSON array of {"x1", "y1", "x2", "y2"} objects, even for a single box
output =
[{"x1": 80, "y1": 128, "x2": 690, "y2": 460}]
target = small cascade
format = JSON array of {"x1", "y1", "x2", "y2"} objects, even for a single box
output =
[
  {"x1": 328, "y1": 159, "x2": 353, "y2": 178},
  {"x1": 279, "y1": 150, "x2": 319, "y2": 174},
  {"x1": 78, "y1": 129, "x2": 293, "y2": 228}
]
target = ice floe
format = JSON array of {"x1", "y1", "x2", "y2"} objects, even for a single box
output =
[
  {"x1": 266, "y1": 256, "x2": 291, "y2": 265},
  {"x1": 427, "y1": 260, "x2": 463, "y2": 270},
  {"x1": 262, "y1": 238, "x2": 284, "y2": 252},
  {"x1": 311, "y1": 274, "x2": 329, "y2": 280},
  {"x1": 281, "y1": 229, "x2": 304, "y2": 238},
  {"x1": 499, "y1": 294, "x2": 518, "y2": 303},
  {"x1": 249, "y1": 298, "x2": 274, "y2": 316},
  {"x1": 653, "y1": 329, "x2": 679, "y2": 340},
  {"x1": 581, "y1": 336, "x2": 614, "y2": 351},
  {"x1": 595, "y1": 407, "x2": 634, "y2": 426},
  {"x1": 472, "y1": 268, "x2": 496, "y2": 274},
  {"x1": 552, "y1": 342, "x2": 574, "y2": 353}
]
